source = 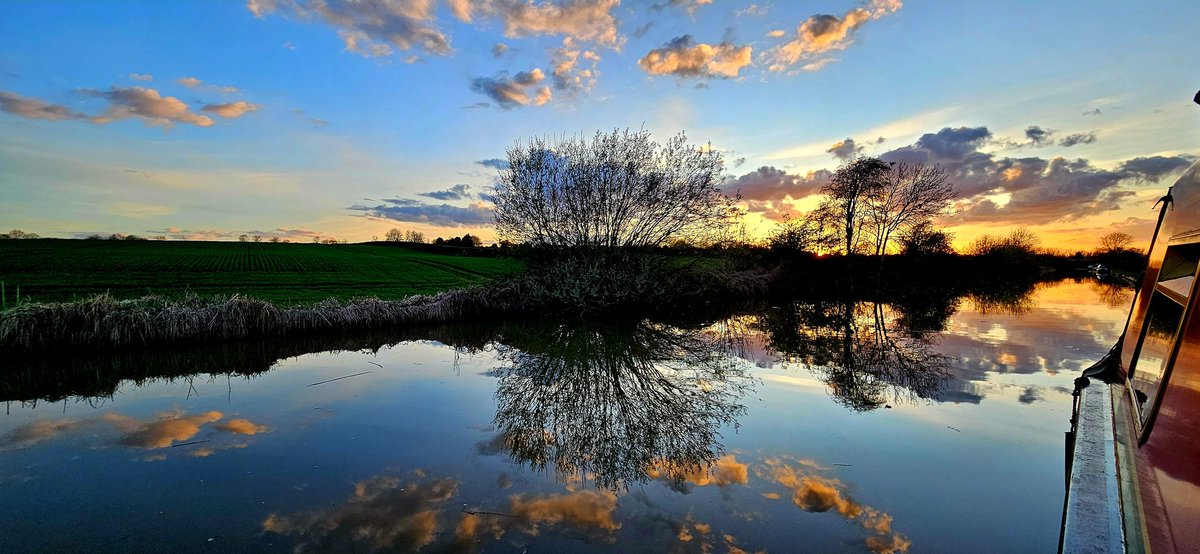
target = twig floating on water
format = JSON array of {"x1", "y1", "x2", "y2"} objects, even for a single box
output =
[
  {"x1": 307, "y1": 371, "x2": 372, "y2": 387},
  {"x1": 171, "y1": 440, "x2": 210, "y2": 448},
  {"x1": 462, "y1": 508, "x2": 520, "y2": 518}
]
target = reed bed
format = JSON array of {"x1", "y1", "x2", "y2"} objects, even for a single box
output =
[{"x1": 0, "y1": 282, "x2": 531, "y2": 355}]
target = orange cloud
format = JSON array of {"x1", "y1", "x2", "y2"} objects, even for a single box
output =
[
  {"x1": 263, "y1": 474, "x2": 456, "y2": 552},
  {"x1": 106, "y1": 410, "x2": 223, "y2": 448},
  {"x1": 213, "y1": 418, "x2": 268, "y2": 435},
  {"x1": 765, "y1": 458, "x2": 910, "y2": 553},
  {"x1": 647, "y1": 454, "x2": 749, "y2": 489}
]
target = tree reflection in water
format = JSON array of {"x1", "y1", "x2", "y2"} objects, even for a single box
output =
[
  {"x1": 757, "y1": 299, "x2": 953, "y2": 412},
  {"x1": 486, "y1": 320, "x2": 755, "y2": 491}
]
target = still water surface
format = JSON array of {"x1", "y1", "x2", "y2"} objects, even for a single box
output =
[{"x1": 0, "y1": 278, "x2": 1130, "y2": 553}]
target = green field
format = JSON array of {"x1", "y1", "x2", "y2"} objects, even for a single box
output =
[{"x1": 0, "y1": 239, "x2": 523, "y2": 305}]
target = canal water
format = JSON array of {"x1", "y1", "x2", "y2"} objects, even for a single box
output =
[{"x1": 0, "y1": 278, "x2": 1130, "y2": 553}]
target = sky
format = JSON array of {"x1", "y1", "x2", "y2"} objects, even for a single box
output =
[{"x1": 1, "y1": 0, "x2": 1197, "y2": 251}]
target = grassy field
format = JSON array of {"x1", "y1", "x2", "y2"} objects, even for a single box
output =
[{"x1": 0, "y1": 239, "x2": 523, "y2": 305}]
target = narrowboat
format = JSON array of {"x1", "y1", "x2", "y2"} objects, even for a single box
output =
[{"x1": 1060, "y1": 91, "x2": 1200, "y2": 553}]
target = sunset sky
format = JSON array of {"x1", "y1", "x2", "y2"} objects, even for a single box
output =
[{"x1": 1, "y1": 0, "x2": 1197, "y2": 251}]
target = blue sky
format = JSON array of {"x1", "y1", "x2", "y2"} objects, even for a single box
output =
[{"x1": 1, "y1": 0, "x2": 1197, "y2": 249}]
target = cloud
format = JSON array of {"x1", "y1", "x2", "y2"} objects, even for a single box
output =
[
  {"x1": 880, "y1": 126, "x2": 1190, "y2": 224},
  {"x1": 1058, "y1": 131, "x2": 1097, "y2": 147},
  {"x1": 652, "y1": 0, "x2": 714, "y2": 16},
  {"x1": 492, "y1": 42, "x2": 508, "y2": 58},
  {"x1": 477, "y1": 158, "x2": 510, "y2": 170},
  {"x1": 0, "y1": 91, "x2": 88, "y2": 120},
  {"x1": 470, "y1": 70, "x2": 552, "y2": 109},
  {"x1": 647, "y1": 454, "x2": 749, "y2": 493},
  {"x1": 213, "y1": 418, "x2": 269, "y2": 435},
  {"x1": 129, "y1": 73, "x2": 153, "y2": 82},
  {"x1": 1117, "y1": 155, "x2": 1195, "y2": 183},
  {"x1": 264, "y1": 471, "x2": 621, "y2": 551},
  {"x1": 632, "y1": 21, "x2": 654, "y2": 39},
  {"x1": 801, "y1": 57, "x2": 838, "y2": 71},
  {"x1": 1082, "y1": 108, "x2": 1102, "y2": 116},
  {"x1": 87, "y1": 86, "x2": 214, "y2": 128},
  {"x1": 765, "y1": 458, "x2": 910, "y2": 553},
  {"x1": 724, "y1": 165, "x2": 830, "y2": 202},
  {"x1": 551, "y1": 39, "x2": 601, "y2": 95},
  {"x1": 175, "y1": 76, "x2": 238, "y2": 93},
  {"x1": 639, "y1": 35, "x2": 753, "y2": 79},
  {"x1": 737, "y1": 4, "x2": 769, "y2": 17},
  {"x1": 418, "y1": 184, "x2": 472, "y2": 201},
  {"x1": 263, "y1": 474, "x2": 456, "y2": 552},
  {"x1": 201, "y1": 101, "x2": 262, "y2": 118},
  {"x1": 1024, "y1": 125, "x2": 1053, "y2": 146},
  {"x1": 0, "y1": 419, "x2": 79, "y2": 450},
  {"x1": 106, "y1": 410, "x2": 223, "y2": 448},
  {"x1": 745, "y1": 123, "x2": 1192, "y2": 228},
  {"x1": 350, "y1": 199, "x2": 495, "y2": 227},
  {"x1": 450, "y1": 0, "x2": 623, "y2": 48},
  {"x1": 248, "y1": 0, "x2": 452, "y2": 57},
  {"x1": 764, "y1": 0, "x2": 902, "y2": 72},
  {"x1": 827, "y1": 138, "x2": 864, "y2": 160}
]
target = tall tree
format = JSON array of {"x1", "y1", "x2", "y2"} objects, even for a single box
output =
[
  {"x1": 821, "y1": 157, "x2": 892, "y2": 254},
  {"x1": 865, "y1": 163, "x2": 956, "y2": 255}
]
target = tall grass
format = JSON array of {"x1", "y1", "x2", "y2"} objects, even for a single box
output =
[{"x1": 0, "y1": 282, "x2": 531, "y2": 355}]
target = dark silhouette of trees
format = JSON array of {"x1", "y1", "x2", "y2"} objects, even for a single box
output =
[
  {"x1": 1097, "y1": 231, "x2": 1134, "y2": 253},
  {"x1": 492, "y1": 129, "x2": 736, "y2": 248},
  {"x1": 384, "y1": 228, "x2": 403, "y2": 242},
  {"x1": 820, "y1": 157, "x2": 892, "y2": 255},
  {"x1": 898, "y1": 221, "x2": 955, "y2": 256},
  {"x1": 799, "y1": 158, "x2": 956, "y2": 256},
  {"x1": 865, "y1": 163, "x2": 955, "y2": 255},
  {"x1": 435, "y1": 234, "x2": 481, "y2": 247},
  {"x1": 0, "y1": 229, "x2": 39, "y2": 239}
]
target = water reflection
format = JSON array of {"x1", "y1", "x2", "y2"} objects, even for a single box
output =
[
  {"x1": 485, "y1": 320, "x2": 755, "y2": 491},
  {"x1": 0, "y1": 279, "x2": 1136, "y2": 553},
  {"x1": 756, "y1": 300, "x2": 952, "y2": 411}
]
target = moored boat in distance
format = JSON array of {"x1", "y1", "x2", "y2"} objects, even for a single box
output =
[{"x1": 1060, "y1": 90, "x2": 1200, "y2": 553}]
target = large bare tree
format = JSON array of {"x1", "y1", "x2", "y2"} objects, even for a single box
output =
[
  {"x1": 820, "y1": 157, "x2": 892, "y2": 254},
  {"x1": 865, "y1": 163, "x2": 956, "y2": 255},
  {"x1": 492, "y1": 129, "x2": 735, "y2": 248}
]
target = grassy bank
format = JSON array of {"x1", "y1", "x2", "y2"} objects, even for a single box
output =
[{"x1": 0, "y1": 239, "x2": 522, "y2": 305}]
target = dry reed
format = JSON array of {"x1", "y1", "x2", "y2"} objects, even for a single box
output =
[{"x1": 0, "y1": 282, "x2": 530, "y2": 355}]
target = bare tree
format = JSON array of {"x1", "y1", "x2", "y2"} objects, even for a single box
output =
[
  {"x1": 492, "y1": 129, "x2": 735, "y2": 248},
  {"x1": 1098, "y1": 231, "x2": 1134, "y2": 253},
  {"x1": 404, "y1": 230, "x2": 426, "y2": 244},
  {"x1": 384, "y1": 228, "x2": 403, "y2": 242},
  {"x1": 820, "y1": 157, "x2": 892, "y2": 254},
  {"x1": 0, "y1": 229, "x2": 40, "y2": 239},
  {"x1": 865, "y1": 163, "x2": 955, "y2": 255}
]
